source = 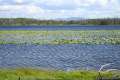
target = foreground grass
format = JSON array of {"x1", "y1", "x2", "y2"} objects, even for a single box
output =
[
  {"x1": 0, "y1": 68, "x2": 119, "y2": 80},
  {"x1": 0, "y1": 30, "x2": 120, "y2": 45}
]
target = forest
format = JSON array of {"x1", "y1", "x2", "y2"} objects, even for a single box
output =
[{"x1": 0, "y1": 18, "x2": 120, "y2": 26}]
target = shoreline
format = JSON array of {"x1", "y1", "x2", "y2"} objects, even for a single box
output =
[{"x1": 0, "y1": 68, "x2": 119, "y2": 80}]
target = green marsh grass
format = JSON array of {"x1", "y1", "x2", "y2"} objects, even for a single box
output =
[{"x1": 0, "y1": 68, "x2": 118, "y2": 80}]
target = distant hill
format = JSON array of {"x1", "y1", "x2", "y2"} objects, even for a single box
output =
[
  {"x1": 0, "y1": 18, "x2": 120, "y2": 26},
  {"x1": 55, "y1": 17, "x2": 85, "y2": 21}
]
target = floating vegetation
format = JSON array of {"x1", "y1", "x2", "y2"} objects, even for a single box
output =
[{"x1": 0, "y1": 30, "x2": 120, "y2": 45}]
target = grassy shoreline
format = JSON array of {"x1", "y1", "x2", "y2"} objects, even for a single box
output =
[
  {"x1": 0, "y1": 30, "x2": 120, "y2": 45},
  {"x1": 0, "y1": 68, "x2": 118, "y2": 80}
]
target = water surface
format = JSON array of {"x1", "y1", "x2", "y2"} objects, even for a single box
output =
[
  {"x1": 0, "y1": 44, "x2": 120, "y2": 71},
  {"x1": 0, "y1": 25, "x2": 120, "y2": 30}
]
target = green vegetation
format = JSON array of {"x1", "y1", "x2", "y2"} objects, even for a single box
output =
[
  {"x1": 0, "y1": 18, "x2": 120, "y2": 26},
  {"x1": 0, "y1": 68, "x2": 119, "y2": 80},
  {"x1": 0, "y1": 30, "x2": 120, "y2": 45}
]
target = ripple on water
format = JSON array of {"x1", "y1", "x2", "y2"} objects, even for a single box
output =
[{"x1": 0, "y1": 44, "x2": 120, "y2": 71}]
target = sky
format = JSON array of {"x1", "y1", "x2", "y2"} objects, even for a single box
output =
[{"x1": 0, "y1": 0, "x2": 120, "y2": 19}]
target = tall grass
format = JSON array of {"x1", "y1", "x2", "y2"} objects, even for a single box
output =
[{"x1": 0, "y1": 68, "x2": 118, "y2": 80}]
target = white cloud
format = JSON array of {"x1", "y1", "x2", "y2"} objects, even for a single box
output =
[
  {"x1": 0, "y1": 4, "x2": 44, "y2": 14},
  {"x1": 0, "y1": 0, "x2": 120, "y2": 19},
  {"x1": 98, "y1": 0, "x2": 109, "y2": 7},
  {"x1": 25, "y1": 5, "x2": 44, "y2": 14},
  {"x1": 14, "y1": 0, "x2": 23, "y2": 3},
  {"x1": 42, "y1": 0, "x2": 64, "y2": 6}
]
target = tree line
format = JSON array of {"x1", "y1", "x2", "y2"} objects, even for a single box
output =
[{"x1": 0, "y1": 18, "x2": 120, "y2": 26}]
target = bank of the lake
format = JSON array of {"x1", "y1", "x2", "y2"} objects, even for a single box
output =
[
  {"x1": 0, "y1": 68, "x2": 118, "y2": 80},
  {"x1": 0, "y1": 18, "x2": 120, "y2": 26}
]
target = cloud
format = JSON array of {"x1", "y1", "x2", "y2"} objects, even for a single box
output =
[
  {"x1": 0, "y1": 0, "x2": 120, "y2": 19},
  {"x1": 14, "y1": 0, "x2": 23, "y2": 4},
  {"x1": 0, "y1": 4, "x2": 44, "y2": 14}
]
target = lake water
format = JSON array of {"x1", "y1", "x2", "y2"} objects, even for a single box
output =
[
  {"x1": 0, "y1": 25, "x2": 120, "y2": 30},
  {"x1": 0, "y1": 44, "x2": 120, "y2": 71},
  {"x1": 0, "y1": 25, "x2": 120, "y2": 71}
]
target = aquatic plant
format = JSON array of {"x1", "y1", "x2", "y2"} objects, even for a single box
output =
[
  {"x1": 0, "y1": 30, "x2": 120, "y2": 45},
  {"x1": 97, "y1": 63, "x2": 120, "y2": 80}
]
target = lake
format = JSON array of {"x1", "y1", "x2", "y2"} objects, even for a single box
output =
[
  {"x1": 0, "y1": 25, "x2": 120, "y2": 30},
  {"x1": 0, "y1": 44, "x2": 120, "y2": 71},
  {"x1": 0, "y1": 25, "x2": 120, "y2": 71}
]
